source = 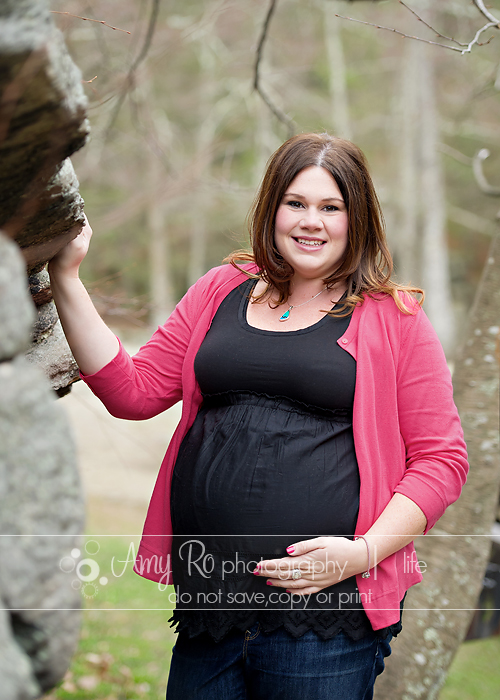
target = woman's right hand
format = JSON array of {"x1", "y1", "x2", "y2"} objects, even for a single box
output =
[
  {"x1": 48, "y1": 213, "x2": 93, "y2": 279},
  {"x1": 47, "y1": 212, "x2": 120, "y2": 375}
]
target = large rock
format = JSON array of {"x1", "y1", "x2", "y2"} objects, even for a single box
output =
[
  {"x1": 0, "y1": 0, "x2": 90, "y2": 392},
  {"x1": 0, "y1": 607, "x2": 39, "y2": 700},
  {"x1": 0, "y1": 3, "x2": 89, "y2": 266},
  {"x1": 0, "y1": 232, "x2": 35, "y2": 361},
  {"x1": 25, "y1": 267, "x2": 79, "y2": 396},
  {"x1": 0, "y1": 231, "x2": 84, "y2": 699},
  {"x1": 26, "y1": 317, "x2": 80, "y2": 396},
  {"x1": 0, "y1": 1, "x2": 89, "y2": 695}
]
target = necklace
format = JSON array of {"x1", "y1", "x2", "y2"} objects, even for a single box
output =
[{"x1": 278, "y1": 287, "x2": 328, "y2": 322}]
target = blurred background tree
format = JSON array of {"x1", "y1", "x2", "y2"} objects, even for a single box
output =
[{"x1": 51, "y1": 0, "x2": 500, "y2": 351}]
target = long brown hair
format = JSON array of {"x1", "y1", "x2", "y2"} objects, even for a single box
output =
[{"x1": 225, "y1": 132, "x2": 423, "y2": 315}]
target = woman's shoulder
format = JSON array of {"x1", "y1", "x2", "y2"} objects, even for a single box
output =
[
  {"x1": 360, "y1": 290, "x2": 422, "y2": 318},
  {"x1": 360, "y1": 291, "x2": 445, "y2": 360},
  {"x1": 356, "y1": 291, "x2": 426, "y2": 343}
]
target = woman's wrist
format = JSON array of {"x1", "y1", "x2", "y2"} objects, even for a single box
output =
[
  {"x1": 48, "y1": 260, "x2": 81, "y2": 283},
  {"x1": 352, "y1": 537, "x2": 370, "y2": 577},
  {"x1": 49, "y1": 273, "x2": 86, "y2": 310}
]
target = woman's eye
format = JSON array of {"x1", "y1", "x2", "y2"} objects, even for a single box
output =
[
  {"x1": 323, "y1": 205, "x2": 339, "y2": 212},
  {"x1": 286, "y1": 200, "x2": 304, "y2": 209}
]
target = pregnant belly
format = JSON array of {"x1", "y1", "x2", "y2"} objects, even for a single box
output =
[{"x1": 170, "y1": 394, "x2": 360, "y2": 549}]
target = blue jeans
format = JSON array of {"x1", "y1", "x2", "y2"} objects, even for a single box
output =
[{"x1": 166, "y1": 624, "x2": 392, "y2": 700}]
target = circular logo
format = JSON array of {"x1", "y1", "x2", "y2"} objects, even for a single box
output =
[
  {"x1": 85, "y1": 540, "x2": 100, "y2": 556},
  {"x1": 60, "y1": 556, "x2": 76, "y2": 574},
  {"x1": 81, "y1": 583, "x2": 99, "y2": 599},
  {"x1": 60, "y1": 541, "x2": 108, "y2": 599},
  {"x1": 76, "y1": 558, "x2": 100, "y2": 582}
]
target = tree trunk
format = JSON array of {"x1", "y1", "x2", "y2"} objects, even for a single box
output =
[
  {"x1": 375, "y1": 230, "x2": 500, "y2": 698},
  {"x1": 395, "y1": 39, "x2": 420, "y2": 286},
  {"x1": 254, "y1": 91, "x2": 279, "y2": 188},
  {"x1": 419, "y1": 44, "x2": 455, "y2": 357},
  {"x1": 188, "y1": 26, "x2": 220, "y2": 286},
  {"x1": 147, "y1": 148, "x2": 174, "y2": 328},
  {"x1": 187, "y1": 180, "x2": 210, "y2": 288},
  {"x1": 323, "y1": 0, "x2": 352, "y2": 140}
]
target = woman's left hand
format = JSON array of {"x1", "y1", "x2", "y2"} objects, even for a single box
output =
[{"x1": 253, "y1": 537, "x2": 368, "y2": 596}]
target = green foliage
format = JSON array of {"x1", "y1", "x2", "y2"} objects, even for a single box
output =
[
  {"x1": 441, "y1": 636, "x2": 500, "y2": 700},
  {"x1": 43, "y1": 536, "x2": 177, "y2": 699}
]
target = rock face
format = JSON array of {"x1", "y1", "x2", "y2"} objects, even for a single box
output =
[
  {"x1": 0, "y1": 232, "x2": 84, "y2": 699},
  {"x1": 0, "y1": 0, "x2": 90, "y2": 391},
  {"x1": 25, "y1": 268, "x2": 79, "y2": 396},
  {"x1": 0, "y1": 230, "x2": 35, "y2": 361},
  {"x1": 0, "y1": 1, "x2": 88, "y2": 696}
]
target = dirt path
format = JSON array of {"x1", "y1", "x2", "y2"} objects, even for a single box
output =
[{"x1": 60, "y1": 337, "x2": 181, "y2": 534}]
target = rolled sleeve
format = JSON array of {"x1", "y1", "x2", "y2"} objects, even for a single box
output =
[{"x1": 394, "y1": 309, "x2": 469, "y2": 532}]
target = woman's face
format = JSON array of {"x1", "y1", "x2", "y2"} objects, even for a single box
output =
[{"x1": 274, "y1": 166, "x2": 349, "y2": 284}]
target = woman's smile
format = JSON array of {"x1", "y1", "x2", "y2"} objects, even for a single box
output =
[
  {"x1": 293, "y1": 236, "x2": 326, "y2": 249},
  {"x1": 274, "y1": 166, "x2": 349, "y2": 282}
]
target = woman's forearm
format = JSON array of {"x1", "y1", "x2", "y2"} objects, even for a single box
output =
[
  {"x1": 256, "y1": 494, "x2": 427, "y2": 593},
  {"x1": 359, "y1": 493, "x2": 427, "y2": 571},
  {"x1": 50, "y1": 273, "x2": 119, "y2": 376}
]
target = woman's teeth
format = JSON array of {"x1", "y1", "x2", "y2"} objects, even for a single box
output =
[{"x1": 295, "y1": 238, "x2": 324, "y2": 247}]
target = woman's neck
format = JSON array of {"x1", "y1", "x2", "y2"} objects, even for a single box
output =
[{"x1": 287, "y1": 277, "x2": 346, "y2": 305}]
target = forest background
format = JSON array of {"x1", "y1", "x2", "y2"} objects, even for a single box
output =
[
  {"x1": 44, "y1": 0, "x2": 500, "y2": 698},
  {"x1": 52, "y1": 0, "x2": 500, "y2": 356}
]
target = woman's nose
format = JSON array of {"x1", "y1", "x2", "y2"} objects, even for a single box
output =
[{"x1": 300, "y1": 209, "x2": 323, "y2": 230}]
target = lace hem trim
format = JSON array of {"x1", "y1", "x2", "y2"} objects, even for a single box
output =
[{"x1": 169, "y1": 609, "x2": 401, "y2": 644}]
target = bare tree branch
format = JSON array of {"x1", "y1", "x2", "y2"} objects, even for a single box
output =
[
  {"x1": 473, "y1": 149, "x2": 500, "y2": 196},
  {"x1": 398, "y1": 1, "x2": 468, "y2": 47},
  {"x1": 448, "y1": 204, "x2": 497, "y2": 236},
  {"x1": 51, "y1": 11, "x2": 131, "y2": 34},
  {"x1": 334, "y1": 0, "x2": 500, "y2": 55},
  {"x1": 128, "y1": 88, "x2": 173, "y2": 175},
  {"x1": 254, "y1": 0, "x2": 296, "y2": 138},
  {"x1": 473, "y1": 0, "x2": 500, "y2": 25},
  {"x1": 333, "y1": 12, "x2": 469, "y2": 52},
  {"x1": 104, "y1": 0, "x2": 161, "y2": 137},
  {"x1": 129, "y1": 0, "x2": 161, "y2": 71},
  {"x1": 463, "y1": 21, "x2": 497, "y2": 54},
  {"x1": 437, "y1": 142, "x2": 472, "y2": 166}
]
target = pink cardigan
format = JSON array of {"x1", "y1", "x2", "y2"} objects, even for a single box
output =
[{"x1": 82, "y1": 263, "x2": 468, "y2": 630}]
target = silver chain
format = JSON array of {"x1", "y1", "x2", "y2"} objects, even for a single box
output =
[{"x1": 278, "y1": 287, "x2": 328, "y2": 322}]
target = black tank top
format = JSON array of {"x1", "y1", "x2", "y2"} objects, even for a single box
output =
[
  {"x1": 194, "y1": 279, "x2": 355, "y2": 409},
  {"x1": 169, "y1": 279, "x2": 401, "y2": 642}
]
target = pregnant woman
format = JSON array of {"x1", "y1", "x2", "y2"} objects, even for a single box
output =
[{"x1": 49, "y1": 133, "x2": 468, "y2": 699}]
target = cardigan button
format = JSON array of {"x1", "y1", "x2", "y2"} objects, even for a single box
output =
[{"x1": 341, "y1": 338, "x2": 348, "y2": 344}]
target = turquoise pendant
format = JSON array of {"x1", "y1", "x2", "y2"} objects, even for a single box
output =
[{"x1": 278, "y1": 308, "x2": 291, "y2": 322}]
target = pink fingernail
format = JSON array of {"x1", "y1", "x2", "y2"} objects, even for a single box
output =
[
  {"x1": 266, "y1": 580, "x2": 273, "y2": 586},
  {"x1": 286, "y1": 546, "x2": 295, "y2": 554},
  {"x1": 285, "y1": 590, "x2": 292, "y2": 593},
  {"x1": 252, "y1": 570, "x2": 260, "y2": 576}
]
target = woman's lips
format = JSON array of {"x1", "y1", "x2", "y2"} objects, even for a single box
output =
[{"x1": 292, "y1": 237, "x2": 326, "y2": 250}]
